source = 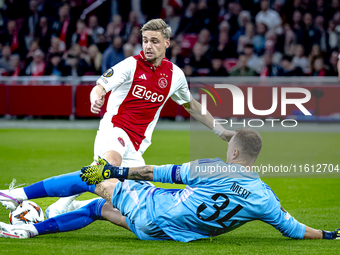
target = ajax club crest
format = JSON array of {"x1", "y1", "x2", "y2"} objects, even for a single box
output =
[
  {"x1": 118, "y1": 137, "x2": 125, "y2": 147},
  {"x1": 158, "y1": 77, "x2": 168, "y2": 89}
]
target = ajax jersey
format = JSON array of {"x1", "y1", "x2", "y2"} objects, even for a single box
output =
[{"x1": 96, "y1": 51, "x2": 190, "y2": 153}]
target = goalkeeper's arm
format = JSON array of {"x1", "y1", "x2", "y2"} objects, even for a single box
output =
[
  {"x1": 80, "y1": 157, "x2": 184, "y2": 185},
  {"x1": 127, "y1": 165, "x2": 154, "y2": 181},
  {"x1": 261, "y1": 198, "x2": 339, "y2": 240}
]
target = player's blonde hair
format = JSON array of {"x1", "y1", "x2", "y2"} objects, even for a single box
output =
[
  {"x1": 140, "y1": 19, "x2": 171, "y2": 39},
  {"x1": 234, "y1": 128, "x2": 262, "y2": 160}
]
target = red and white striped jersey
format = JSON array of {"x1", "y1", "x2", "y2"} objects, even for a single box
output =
[{"x1": 96, "y1": 51, "x2": 190, "y2": 154}]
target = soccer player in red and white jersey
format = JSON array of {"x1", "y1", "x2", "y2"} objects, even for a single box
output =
[
  {"x1": 91, "y1": 19, "x2": 234, "y2": 168},
  {"x1": 45, "y1": 18, "x2": 235, "y2": 217}
]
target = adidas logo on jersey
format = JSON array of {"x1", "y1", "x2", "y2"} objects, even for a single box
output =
[{"x1": 139, "y1": 74, "x2": 147, "y2": 80}]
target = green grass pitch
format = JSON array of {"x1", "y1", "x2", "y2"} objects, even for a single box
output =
[{"x1": 0, "y1": 129, "x2": 339, "y2": 254}]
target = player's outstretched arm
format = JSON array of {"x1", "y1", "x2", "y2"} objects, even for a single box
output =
[
  {"x1": 183, "y1": 97, "x2": 235, "y2": 141},
  {"x1": 80, "y1": 157, "x2": 154, "y2": 185},
  {"x1": 90, "y1": 84, "x2": 107, "y2": 114},
  {"x1": 304, "y1": 226, "x2": 322, "y2": 239},
  {"x1": 263, "y1": 203, "x2": 340, "y2": 240},
  {"x1": 128, "y1": 165, "x2": 154, "y2": 180}
]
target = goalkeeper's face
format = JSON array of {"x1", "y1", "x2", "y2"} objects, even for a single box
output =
[
  {"x1": 226, "y1": 136, "x2": 237, "y2": 164},
  {"x1": 142, "y1": 30, "x2": 170, "y2": 65}
]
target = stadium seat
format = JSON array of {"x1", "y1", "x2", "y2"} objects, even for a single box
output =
[
  {"x1": 223, "y1": 58, "x2": 238, "y2": 72},
  {"x1": 180, "y1": 34, "x2": 198, "y2": 58}
]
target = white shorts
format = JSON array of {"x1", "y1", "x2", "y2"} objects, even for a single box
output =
[{"x1": 93, "y1": 125, "x2": 145, "y2": 167}]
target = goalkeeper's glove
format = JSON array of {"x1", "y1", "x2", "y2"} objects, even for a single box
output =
[
  {"x1": 80, "y1": 156, "x2": 129, "y2": 185},
  {"x1": 322, "y1": 228, "x2": 340, "y2": 240}
]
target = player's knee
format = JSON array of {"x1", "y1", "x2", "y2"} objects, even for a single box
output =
[
  {"x1": 102, "y1": 150, "x2": 122, "y2": 166},
  {"x1": 83, "y1": 198, "x2": 106, "y2": 220},
  {"x1": 95, "y1": 179, "x2": 117, "y2": 202},
  {"x1": 101, "y1": 179, "x2": 117, "y2": 193},
  {"x1": 101, "y1": 202, "x2": 129, "y2": 229}
]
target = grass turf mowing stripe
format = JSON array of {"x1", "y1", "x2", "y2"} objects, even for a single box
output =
[{"x1": 0, "y1": 129, "x2": 339, "y2": 254}]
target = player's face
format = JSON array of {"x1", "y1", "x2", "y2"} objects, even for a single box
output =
[{"x1": 142, "y1": 30, "x2": 170, "y2": 66}]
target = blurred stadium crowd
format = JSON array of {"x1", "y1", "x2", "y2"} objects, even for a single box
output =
[{"x1": 0, "y1": 0, "x2": 339, "y2": 78}]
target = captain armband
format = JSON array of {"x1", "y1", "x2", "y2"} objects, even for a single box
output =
[{"x1": 171, "y1": 165, "x2": 183, "y2": 184}]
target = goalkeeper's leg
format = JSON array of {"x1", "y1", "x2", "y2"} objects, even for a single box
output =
[
  {"x1": 0, "y1": 198, "x2": 129, "y2": 238},
  {"x1": 1, "y1": 168, "x2": 121, "y2": 212},
  {"x1": 44, "y1": 153, "x2": 122, "y2": 217},
  {"x1": 45, "y1": 196, "x2": 99, "y2": 219},
  {"x1": 0, "y1": 170, "x2": 95, "y2": 211},
  {"x1": 35, "y1": 198, "x2": 107, "y2": 235}
]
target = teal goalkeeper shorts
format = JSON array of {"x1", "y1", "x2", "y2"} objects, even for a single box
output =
[{"x1": 111, "y1": 180, "x2": 171, "y2": 241}]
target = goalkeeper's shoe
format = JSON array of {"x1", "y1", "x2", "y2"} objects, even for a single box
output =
[
  {"x1": 80, "y1": 156, "x2": 113, "y2": 185},
  {"x1": 0, "y1": 190, "x2": 23, "y2": 211},
  {"x1": 0, "y1": 222, "x2": 34, "y2": 239}
]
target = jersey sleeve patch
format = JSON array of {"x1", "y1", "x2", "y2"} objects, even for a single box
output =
[{"x1": 103, "y1": 68, "x2": 114, "y2": 77}]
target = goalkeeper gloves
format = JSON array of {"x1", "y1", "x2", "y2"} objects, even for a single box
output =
[
  {"x1": 80, "y1": 156, "x2": 129, "y2": 185},
  {"x1": 322, "y1": 228, "x2": 340, "y2": 240}
]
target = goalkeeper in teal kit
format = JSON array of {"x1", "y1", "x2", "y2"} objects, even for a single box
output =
[{"x1": 0, "y1": 128, "x2": 339, "y2": 240}]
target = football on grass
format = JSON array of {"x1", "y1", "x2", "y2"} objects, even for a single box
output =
[{"x1": 9, "y1": 201, "x2": 44, "y2": 225}]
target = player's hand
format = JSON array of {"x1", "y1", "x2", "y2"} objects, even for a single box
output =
[
  {"x1": 90, "y1": 94, "x2": 105, "y2": 114},
  {"x1": 80, "y1": 157, "x2": 113, "y2": 185},
  {"x1": 80, "y1": 157, "x2": 129, "y2": 185},
  {"x1": 219, "y1": 130, "x2": 236, "y2": 142}
]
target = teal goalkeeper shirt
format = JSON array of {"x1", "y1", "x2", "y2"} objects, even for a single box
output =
[{"x1": 148, "y1": 158, "x2": 306, "y2": 242}]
